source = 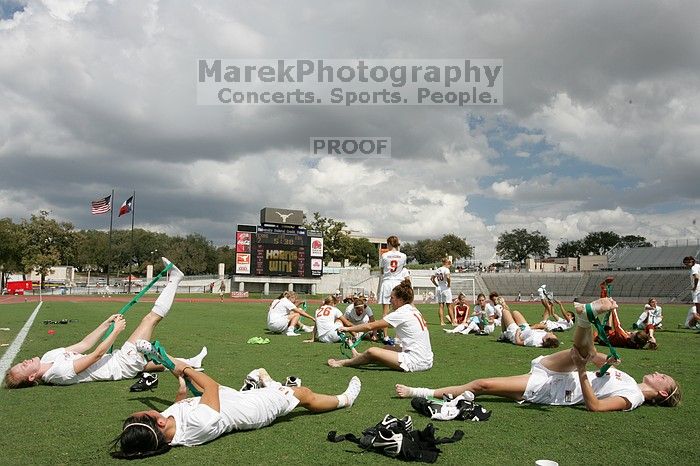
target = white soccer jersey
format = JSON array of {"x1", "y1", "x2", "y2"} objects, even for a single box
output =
[
  {"x1": 691, "y1": 264, "x2": 700, "y2": 291},
  {"x1": 162, "y1": 386, "x2": 299, "y2": 447},
  {"x1": 344, "y1": 304, "x2": 374, "y2": 325},
  {"x1": 267, "y1": 298, "x2": 296, "y2": 324},
  {"x1": 381, "y1": 250, "x2": 407, "y2": 280},
  {"x1": 314, "y1": 305, "x2": 343, "y2": 339},
  {"x1": 524, "y1": 357, "x2": 644, "y2": 410},
  {"x1": 637, "y1": 305, "x2": 663, "y2": 327},
  {"x1": 433, "y1": 266, "x2": 450, "y2": 291},
  {"x1": 383, "y1": 304, "x2": 433, "y2": 367},
  {"x1": 521, "y1": 328, "x2": 548, "y2": 347},
  {"x1": 40, "y1": 343, "x2": 144, "y2": 385},
  {"x1": 545, "y1": 317, "x2": 574, "y2": 331}
]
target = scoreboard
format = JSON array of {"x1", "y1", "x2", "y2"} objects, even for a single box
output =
[{"x1": 235, "y1": 225, "x2": 323, "y2": 277}]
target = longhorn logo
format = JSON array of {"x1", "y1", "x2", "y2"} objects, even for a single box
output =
[{"x1": 276, "y1": 211, "x2": 293, "y2": 223}]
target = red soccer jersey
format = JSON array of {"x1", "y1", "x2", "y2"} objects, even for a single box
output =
[{"x1": 454, "y1": 304, "x2": 470, "y2": 324}]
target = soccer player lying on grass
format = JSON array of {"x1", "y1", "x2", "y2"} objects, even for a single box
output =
[
  {"x1": 537, "y1": 284, "x2": 563, "y2": 322},
  {"x1": 266, "y1": 291, "x2": 315, "y2": 337},
  {"x1": 397, "y1": 297, "x2": 681, "y2": 412},
  {"x1": 498, "y1": 307, "x2": 560, "y2": 348},
  {"x1": 328, "y1": 278, "x2": 433, "y2": 372},
  {"x1": 593, "y1": 306, "x2": 653, "y2": 349},
  {"x1": 3, "y1": 258, "x2": 207, "y2": 389},
  {"x1": 111, "y1": 362, "x2": 362, "y2": 458},
  {"x1": 303, "y1": 296, "x2": 353, "y2": 343},
  {"x1": 531, "y1": 300, "x2": 575, "y2": 332}
]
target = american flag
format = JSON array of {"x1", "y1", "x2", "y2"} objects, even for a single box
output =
[{"x1": 91, "y1": 195, "x2": 112, "y2": 215}]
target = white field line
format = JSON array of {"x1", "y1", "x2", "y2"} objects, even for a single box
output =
[{"x1": 0, "y1": 301, "x2": 43, "y2": 375}]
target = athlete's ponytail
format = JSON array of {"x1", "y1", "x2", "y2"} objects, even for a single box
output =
[{"x1": 391, "y1": 278, "x2": 414, "y2": 304}]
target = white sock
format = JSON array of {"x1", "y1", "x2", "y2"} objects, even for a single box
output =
[
  {"x1": 181, "y1": 347, "x2": 208, "y2": 368},
  {"x1": 408, "y1": 387, "x2": 435, "y2": 398},
  {"x1": 336, "y1": 376, "x2": 361, "y2": 408},
  {"x1": 257, "y1": 368, "x2": 281, "y2": 388},
  {"x1": 152, "y1": 274, "x2": 182, "y2": 318}
]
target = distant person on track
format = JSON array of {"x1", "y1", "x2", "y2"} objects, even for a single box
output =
[
  {"x1": 4, "y1": 258, "x2": 207, "y2": 389},
  {"x1": 218, "y1": 281, "x2": 226, "y2": 303}
]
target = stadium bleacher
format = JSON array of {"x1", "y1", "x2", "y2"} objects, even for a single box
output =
[
  {"x1": 607, "y1": 245, "x2": 700, "y2": 270},
  {"x1": 477, "y1": 244, "x2": 698, "y2": 303}
]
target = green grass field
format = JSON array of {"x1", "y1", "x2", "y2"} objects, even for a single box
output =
[{"x1": 0, "y1": 299, "x2": 697, "y2": 465}]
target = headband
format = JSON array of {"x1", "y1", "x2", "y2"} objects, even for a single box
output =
[
  {"x1": 124, "y1": 422, "x2": 159, "y2": 448},
  {"x1": 659, "y1": 385, "x2": 678, "y2": 405}
]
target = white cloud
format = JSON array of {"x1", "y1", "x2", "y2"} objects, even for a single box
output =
[{"x1": 0, "y1": 1, "x2": 697, "y2": 264}]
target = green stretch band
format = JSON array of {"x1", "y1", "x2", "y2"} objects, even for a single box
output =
[
  {"x1": 584, "y1": 303, "x2": 619, "y2": 376},
  {"x1": 338, "y1": 331, "x2": 366, "y2": 358},
  {"x1": 102, "y1": 262, "x2": 175, "y2": 351},
  {"x1": 143, "y1": 340, "x2": 202, "y2": 396}
]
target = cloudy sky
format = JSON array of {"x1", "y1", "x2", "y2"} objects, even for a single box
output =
[{"x1": 1, "y1": 0, "x2": 698, "y2": 262}]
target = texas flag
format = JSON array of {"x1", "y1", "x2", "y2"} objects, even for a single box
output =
[{"x1": 118, "y1": 196, "x2": 133, "y2": 217}]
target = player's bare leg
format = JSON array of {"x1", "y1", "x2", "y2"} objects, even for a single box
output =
[
  {"x1": 396, "y1": 374, "x2": 529, "y2": 401},
  {"x1": 328, "y1": 347, "x2": 402, "y2": 370}
]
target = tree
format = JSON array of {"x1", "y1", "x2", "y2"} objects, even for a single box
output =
[
  {"x1": 618, "y1": 235, "x2": 652, "y2": 248},
  {"x1": 580, "y1": 231, "x2": 620, "y2": 255},
  {"x1": 437, "y1": 234, "x2": 474, "y2": 260},
  {"x1": 496, "y1": 228, "x2": 550, "y2": 263},
  {"x1": 555, "y1": 240, "x2": 583, "y2": 258},
  {"x1": 164, "y1": 233, "x2": 216, "y2": 275},
  {"x1": 20, "y1": 211, "x2": 75, "y2": 286},
  {"x1": 0, "y1": 218, "x2": 25, "y2": 289},
  {"x1": 403, "y1": 235, "x2": 474, "y2": 264},
  {"x1": 343, "y1": 237, "x2": 378, "y2": 265},
  {"x1": 215, "y1": 245, "x2": 235, "y2": 275},
  {"x1": 303, "y1": 212, "x2": 348, "y2": 263}
]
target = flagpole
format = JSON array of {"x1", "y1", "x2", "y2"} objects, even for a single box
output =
[
  {"x1": 127, "y1": 191, "x2": 136, "y2": 294},
  {"x1": 106, "y1": 189, "x2": 114, "y2": 286}
]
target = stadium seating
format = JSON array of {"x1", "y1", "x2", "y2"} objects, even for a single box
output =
[
  {"x1": 607, "y1": 245, "x2": 700, "y2": 270},
  {"x1": 477, "y1": 270, "x2": 690, "y2": 302}
]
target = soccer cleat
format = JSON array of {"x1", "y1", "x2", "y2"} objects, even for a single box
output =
[
  {"x1": 241, "y1": 369, "x2": 263, "y2": 391},
  {"x1": 130, "y1": 372, "x2": 158, "y2": 392},
  {"x1": 161, "y1": 257, "x2": 184, "y2": 281},
  {"x1": 301, "y1": 324, "x2": 314, "y2": 333},
  {"x1": 240, "y1": 376, "x2": 260, "y2": 391},
  {"x1": 283, "y1": 376, "x2": 302, "y2": 387}
]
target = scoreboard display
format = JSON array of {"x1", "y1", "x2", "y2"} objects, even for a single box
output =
[{"x1": 235, "y1": 225, "x2": 323, "y2": 277}]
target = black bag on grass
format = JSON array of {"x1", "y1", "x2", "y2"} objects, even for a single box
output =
[{"x1": 327, "y1": 414, "x2": 464, "y2": 463}]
